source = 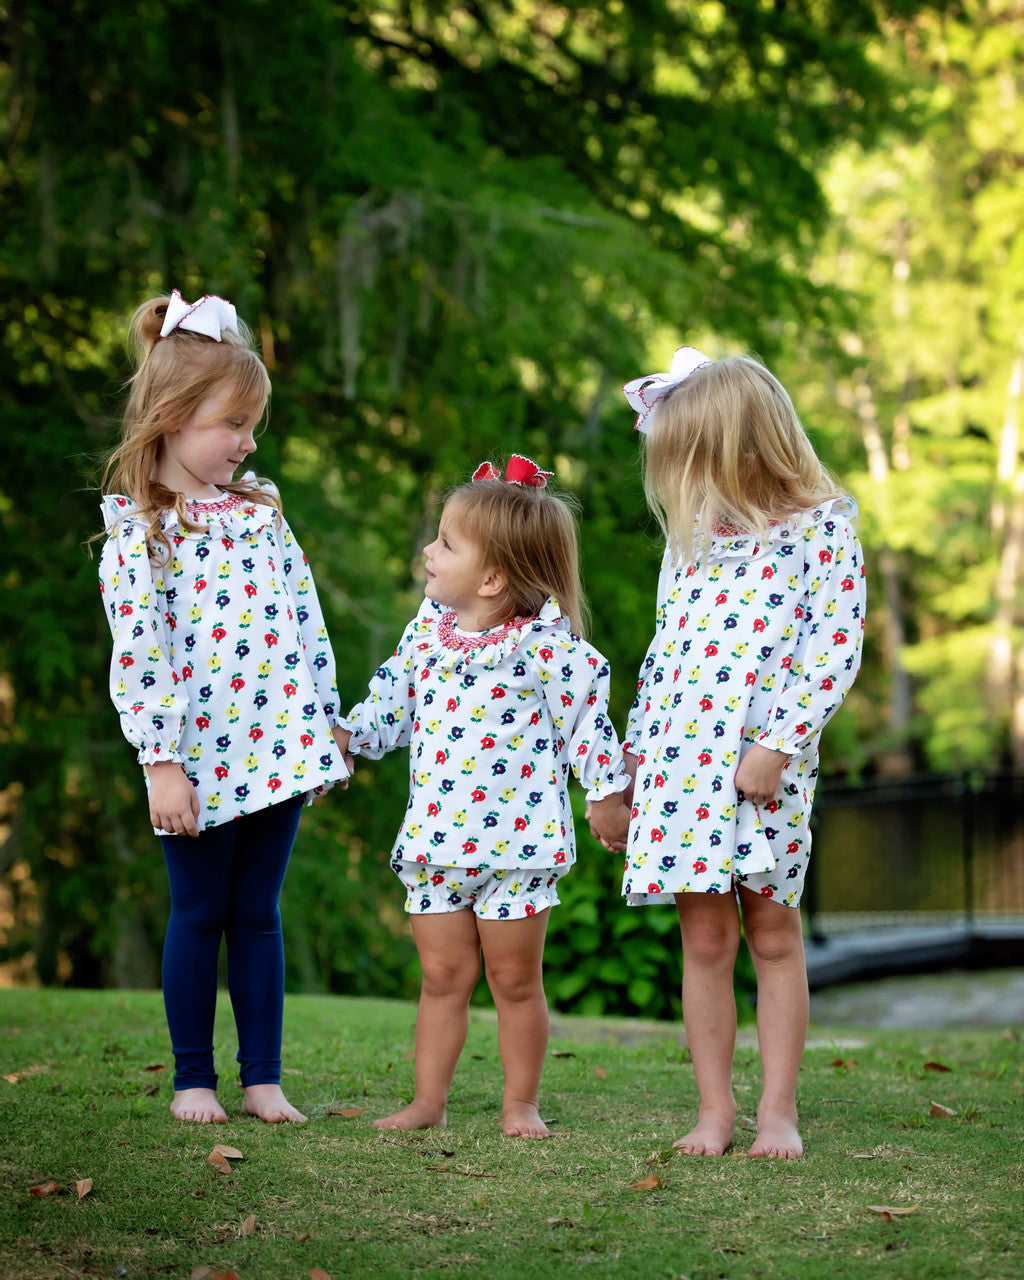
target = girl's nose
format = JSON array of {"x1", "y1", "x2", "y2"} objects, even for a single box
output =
[{"x1": 240, "y1": 431, "x2": 257, "y2": 455}]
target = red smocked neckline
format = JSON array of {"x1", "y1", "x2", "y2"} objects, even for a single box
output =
[
  {"x1": 185, "y1": 493, "x2": 250, "y2": 515},
  {"x1": 437, "y1": 611, "x2": 537, "y2": 653}
]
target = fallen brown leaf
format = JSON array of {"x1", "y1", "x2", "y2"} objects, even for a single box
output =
[
  {"x1": 211, "y1": 1144, "x2": 243, "y2": 1160},
  {"x1": 144, "y1": 1063, "x2": 166, "y2": 1073},
  {"x1": 630, "y1": 1175, "x2": 664, "y2": 1191},
  {"x1": 594, "y1": 1066, "x2": 608, "y2": 1079},
  {"x1": 929, "y1": 1101, "x2": 956, "y2": 1118},
  {"x1": 310, "y1": 1270, "x2": 332, "y2": 1280},
  {"x1": 293, "y1": 1232, "x2": 312, "y2": 1243},
  {"x1": 867, "y1": 1204, "x2": 919, "y2": 1220},
  {"x1": 189, "y1": 1268, "x2": 217, "y2": 1280},
  {"x1": 326, "y1": 1107, "x2": 366, "y2": 1118},
  {"x1": 923, "y1": 1061, "x2": 952, "y2": 1073},
  {"x1": 75, "y1": 1178, "x2": 93, "y2": 1200},
  {"x1": 29, "y1": 1180, "x2": 60, "y2": 1197},
  {"x1": 830, "y1": 1057, "x2": 858, "y2": 1068},
  {"x1": 239, "y1": 1214, "x2": 256, "y2": 1237},
  {"x1": 212, "y1": 1272, "x2": 239, "y2": 1280},
  {"x1": 207, "y1": 1151, "x2": 232, "y2": 1175}
]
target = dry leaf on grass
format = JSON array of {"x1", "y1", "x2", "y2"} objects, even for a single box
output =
[
  {"x1": 923, "y1": 1061, "x2": 952, "y2": 1073},
  {"x1": 929, "y1": 1101, "x2": 956, "y2": 1118},
  {"x1": 594, "y1": 1066, "x2": 608, "y2": 1079},
  {"x1": 207, "y1": 1151, "x2": 232, "y2": 1175},
  {"x1": 867, "y1": 1205, "x2": 919, "y2": 1221},
  {"x1": 293, "y1": 1232, "x2": 312, "y2": 1242},
  {"x1": 630, "y1": 1175, "x2": 664, "y2": 1191},
  {"x1": 144, "y1": 1063, "x2": 166, "y2": 1073},
  {"x1": 29, "y1": 1180, "x2": 60, "y2": 1197},
  {"x1": 211, "y1": 1144, "x2": 243, "y2": 1160},
  {"x1": 189, "y1": 1268, "x2": 217, "y2": 1280},
  {"x1": 239, "y1": 1214, "x2": 256, "y2": 1237},
  {"x1": 830, "y1": 1057, "x2": 858, "y2": 1068},
  {"x1": 212, "y1": 1272, "x2": 239, "y2": 1280},
  {"x1": 75, "y1": 1178, "x2": 93, "y2": 1200},
  {"x1": 326, "y1": 1107, "x2": 366, "y2": 1118},
  {"x1": 311, "y1": 1270, "x2": 332, "y2": 1280}
]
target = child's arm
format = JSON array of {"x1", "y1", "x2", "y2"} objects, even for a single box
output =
[
  {"x1": 274, "y1": 512, "x2": 344, "y2": 727},
  {"x1": 331, "y1": 725, "x2": 355, "y2": 780},
  {"x1": 755, "y1": 514, "x2": 867, "y2": 758},
  {"x1": 733, "y1": 743, "x2": 790, "y2": 808},
  {"x1": 342, "y1": 620, "x2": 423, "y2": 759},
  {"x1": 98, "y1": 522, "x2": 190, "y2": 774},
  {"x1": 587, "y1": 793, "x2": 631, "y2": 852}
]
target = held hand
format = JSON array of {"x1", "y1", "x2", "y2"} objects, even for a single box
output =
[
  {"x1": 332, "y1": 725, "x2": 354, "y2": 790},
  {"x1": 587, "y1": 793, "x2": 631, "y2": 853},
  {"x1": 733, "y1": 743, "x2": 790, "y2": 808},
  {"x1": 146, "y1": 762, "x2": 200, "y2": 837},
  {"x1": 621, "y1": 751, "x2": 638, "y2": 809}
]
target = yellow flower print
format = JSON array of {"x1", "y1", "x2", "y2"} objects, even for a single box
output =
[
  {"x1": 245, "y1": 753, "x2": 259, "y2": 770},
  {"x1": 416, "y1": 771, "x2": 430, "y2": 786},
  {"x1": 634, "y1": 852, "x2": 648, "y2": 867},
  {"x1": 664, "y1": 640, "x2": 676, "y2": 655},
  {"x1": 258, "y1": 661, "x2": 272, "y2": 676},
  {"x1": 683, "y1": 774, "x2": 697, "y2": 791},
  {"x1": 453, "y1": 810, "x2": 467, "y2": 826},
  {"x1": 538, "y1": 669, "x2": 551, "y2": 682},
  {"x1": 296, "y1": 576, "x2": 311, "y2": 593},
  {"x1": 159, "y1": 695, "x2": 177, "y2": 708},
  {"x1": 723, "y1": 750, "x2": 737, "y2": 765},
  {"x1": 787, "y1": 575, "x2": 799, "y2": 589},
  {"x1": 543, "y1": 820, "x2": 558, "y2": 835},
  {"x1": 208, "y1": 793, "x2": 221, "y2": 808},
  {"x1": 189, "y1": 605, "x2": 202, "y2": 621},
  {"x1": 428, "y1": 719, "x2": 441, "y2": 734},
  {"x1": 762, "y1": 674, "x2": 776, "y2": 689},
  {"x1": 698, "y1": 614, "x2": 710, "y2": 628},
  {"x1": 721, "y1": 856, "x2": 732, "y2": 871},
  {"x1": 226, "y1": 703, "x2": 240, "y2": 722},
  {"x1": 148, "y1": 645, "x2": 162, "y2": 661},
  {"x1": 684, "y1": 720, "x2": 699, "y2": 737},
  {"x1": 782, "y1": 624, "x2": 795, "y2": 638},
  {"x1": 294, "y1": 762, "x2": 307, "y2": 777},
  {"x1": 208, "y1": 654, "x2": 221, "y2": 671},
  {"x1": 277, "y1": 711, "x2": 290, "y2": 727},
  {"x1": 824, "y1": 600, "x2": 837, "y2": 616},
  {"x1": 510, "y1": 734, "x2": 523, "y2": 748},
  {"x1": 218, "y1": 562, "x2": 231, "y2": 577},
  {"x1": 797, "y1": 692, "x2": 812, "y2": 709},
  {"x1": 408, "y1": 823, "x2": 422, "y2": 838},
  {"x1": 742, "y1": 589, "x2": 757, "y2": 604},
  {"x1": 681, "y1": 829, "x2": 694, "y2": 846},
  {"x1": 189, "y1": 745, "x2": 203, "y2": 760},
  {"x1": 239, "y1": 610, "x2": 253, "y2": 625},
  {"x1": 709, "y1": 564, "x2": 723, "y2": 579},
  {"x1": 462, "y1": 758, "x2": 476, "y2": 773},
  {"x1": 140, "y1": 591, "x2": 151, "y2": 607},
  {"x1": 495, "y1": 841, "x2": 509, "y2": 854},
  {"x1": 726, "y1": 697, "x2": 740, "y2": 711},
  {"x1": 721, "y1": 805, "x2": 736, "y2": 820},
  {"x1": 732, "y1": 641, "x2": 748, "y2": 656},
  {"x1": 416, "y1": 869, "x2": 428, "y2": 884},
  {"x1": 471, "y1": 706, "x2": 486, "y2": 721},
  {"x1": 501, "y1": 787, "x2": 515, "y2": 802}
]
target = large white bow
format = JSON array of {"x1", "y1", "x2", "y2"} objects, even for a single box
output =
[
  {"x1": 159, "y1": 289, "x2": 239, "y2": 342},
  {"x1": 622, "y1": 345, "x2": 712, "y2": 434}
]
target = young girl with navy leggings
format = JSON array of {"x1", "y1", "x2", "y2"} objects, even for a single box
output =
[{"x1": 98, "y1": 290, "x2": 350, "y2": 1124}]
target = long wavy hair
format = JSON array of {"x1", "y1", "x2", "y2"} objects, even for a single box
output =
[
  {"x1": 99, "y1": 294, "x2": 274, "y2": 562},
  {"x1": 443, "y1": 469, "x2": 589, "y2": 638},
  {"x1": 642, "y1": 355, "x2": 843, "y2": 564}
]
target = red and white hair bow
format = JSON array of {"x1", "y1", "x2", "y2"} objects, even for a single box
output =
[
  {"x1": 472, "y1": 455, "x2": 553, "y2": 488},
  {"x1": 159, "y1": 289, "x2": 239, "y2": 342},
  {"x1": 623, "y1": 345, "x2": 713, "y2": 434}
]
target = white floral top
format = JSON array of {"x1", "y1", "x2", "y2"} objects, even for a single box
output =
[
  {"x1": 343, "y1": 598, "x2": 630, "y2": 871},
  {"x1": 98, "y1": 481, "x2": 349, "y2": 832}
]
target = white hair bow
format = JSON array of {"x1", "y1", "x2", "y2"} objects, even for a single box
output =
[
  {"x1": 159, "y1": 289, "x2": 239, "y2": 342},
  {"x1": 623, "y1": 345, "x2": 713, "y2": 434}
]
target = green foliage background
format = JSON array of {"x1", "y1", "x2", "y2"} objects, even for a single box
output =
[{"x1": 2, "y1": 1, "x2": 1021, "y2": 1013}]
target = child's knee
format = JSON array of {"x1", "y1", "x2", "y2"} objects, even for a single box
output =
[
  {"x1": 744, "y1": 918, "x2": 802, "y2": 967},
  {"x1": 486, "y1": 960, "x2": 544, "y2": 1006},
  {"x1": 420, "y1": 957, "x2": 479, "y2": 999}
]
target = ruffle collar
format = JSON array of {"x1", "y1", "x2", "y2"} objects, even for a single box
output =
[
  {"x1": 101, "y1": 473, "x2": 279, "y2": 541},
  {"x1": 416, "y1": 597, "x2": 568, "y2": 670},
  {"x1": 670, "y1": 496, "x2": 858, "y2": 566}
]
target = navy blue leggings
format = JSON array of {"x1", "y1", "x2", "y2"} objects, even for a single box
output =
[{"x1": 158, "y1": 796, "x2": 303, "y2": 1091}]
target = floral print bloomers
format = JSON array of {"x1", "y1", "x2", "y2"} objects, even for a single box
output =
[
  {"x1": 98, "y1": 481, "x2": 349, "y2": 832},
  {"x1": 343, "y1": 598, "x2": 630, "y2": 912},
  {"x1": 623, "y1": 499, "x2": 865, "y2": 907}
]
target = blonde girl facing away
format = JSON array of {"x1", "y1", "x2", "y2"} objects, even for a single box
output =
[
  {"x1": 335, "y1": 456, "x2": 631, "y2": 1139},
  {"x1": 98, "y1": 291, "x2": 351, "y2": 1124},
  {"x1": 620, "y1": 348, "x2": 866, "y2": 1158}
]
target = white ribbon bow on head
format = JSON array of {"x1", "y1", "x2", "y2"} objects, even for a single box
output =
[
  {"x1": 622, "y1": 345, "x2": 713, "y2": 434},
  {"x1": 159, "y1": 289, "x2": 239, "y2": 342}
]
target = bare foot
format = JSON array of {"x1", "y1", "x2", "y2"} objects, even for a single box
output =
[
  {"x1": 170, "y1": 1088, "x2": 228, "y2": 1124},
  {"x1": 241, "y1": 1083, "x2": 307, "y2": 1123},
  {"x1": 671, "y1": 1109, "x2": 736, "y2": 1156},
  {"x1": 747, "y1": 1113, "x2": 803, "y2": 1159},
  {"x1": 372, "y1": 1100, "x2": 446, "y2": 1131},
  {"x1": 502, "y1": 1101, "x2": 550, "y2": 1139}
]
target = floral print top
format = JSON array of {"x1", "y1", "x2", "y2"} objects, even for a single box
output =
[
  {"x1": 343, "y1": 598, "x2": 630, "y2": 871},
  {"x1": 98, "y1": 481, "x2": 349, "y2": 832},
  {"x1": 622, "y1": 499, "x2": 865, "y2": 906}
]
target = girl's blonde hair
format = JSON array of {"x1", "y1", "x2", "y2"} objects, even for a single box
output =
[
  {"x1": 643, "y1": 355, "x2": 842, "y2": 563},
  {"x1": 445, "y1": 470, "x2": 589, "y2": 638},
  {"x1": 100, "y1": 294, "x2": 274, "y2": 561}
]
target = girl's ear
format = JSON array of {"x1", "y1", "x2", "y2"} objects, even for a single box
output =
[{"x1": 478, "y1": 567, "x2": 507, "y2": 600}]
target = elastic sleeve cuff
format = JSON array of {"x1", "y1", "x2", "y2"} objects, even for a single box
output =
[
  {"x1": 584, "y1": 771, "x2": 633, "y2": 804},
  {"x1": 137, "y1": 746, "x2": 184, "y2": 767}
]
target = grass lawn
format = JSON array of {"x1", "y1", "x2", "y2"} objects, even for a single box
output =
[{"x1": 0, "y1": 988, "x2": 1021, "y2": 1280}]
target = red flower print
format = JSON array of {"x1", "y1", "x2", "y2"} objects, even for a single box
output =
[
  {"x1": 521, "y1": 764, "x2": 533, "y2": 778},
  {"x1": 692, "y1": 860, "x2": 707, "y2": 874},
  {"x1": 268, "y1": 777, "x2": 282, "y2": 791},
  {"x1": 431, "y1": 873, "x2": 445, "y2": 885},
  {"x1": 515, "y1": 817, "x2": 527, "y2": 830},
  {"x1": 696, "y1": 806, "x2": 710, "y2": 820},
  {"x1": 118, "y1": 603, "x2": 133, "y2": 616},
  {"x1": 753, "y1": 618, "x2": 766, "y2": 632},
  {"x1": 787, "y1": 841, "x2": 799, "y2": 853},
  {"x1": 698, "y1": 751, "x2": 712, "y2": 765},
  {"x1": 819, "y1": 549, "x2": 832, "y2": 563},
  {"x1": 491, "y1": 686, "x2": 506, "y2": 698},
  {"x1": 249, "y1": 728, "x2": 263, "y2": 742},
  {"x1": 471, "y1": 789, "x2": 486, "y2": 802},
  {"x1": 119, "y1": 655, "x2": 134, "y2": 668},
  {"x1": 265, "y1": 633, "x2": 278, "y2": 646},
  {"x1": 300, "y1": 733, "x2": 313, "y2": 747},
  {"x1": 577, "y1": 744, "x2": 587, "y2": 756},
  {"x1": 463, "y1": 841, "x2": 477, "y2": 854},
  {"x1": 821, "y1": 678, "x2": 834, "y2": 690},
  {"x1": 181, "y1": 665, "x2": 193, "y2": 679},
  {"x1": 554, "y1": 852, "x2": 566, "y2": 863},
  {"x1": 704, "y1": 643, "x2": 718, "y2": 656},
  {"x1": 647, "y1": 883, "x2": 661, "y2": 893},
  {"x1": 427, "y1": 803, "x2": 439, "y2": 816},
  {"x1": 244, "y1": 583, "x2": 257, "y2": 597},
  {"x1": 283, "y1": 683, "x2": 297, "y2": 697},
  {"x1": 699, "y1": 696, "x2": 713, "y2": 710},
  {"x1": 196, "y1": 715, "x2": 210, "y2": 730},
  {"x1": 525, "y1": 904, "x2": 536, "y2": 916},
  {"x1": 841, "y1": 577, "x2": 854, "y2": 591},
  {"x1": 415, "y1": 853, "x2": 429, "y2": 863},
  {"x1": 795, "y1": 723, "x2": 807, "y2": 736},
  {"x1": 215, "y1": 766, "x2": 229, "y2": 780},
  {"x1": 194, "y1": 578, "x2": 207, "y2": 591},
  {"x1": 435, "y1": 750, "x2": 448, "y2": 764},
  {"x1": 447, "y1": 698, "x2": 458, "y2": 711},
  {"x1": 561, "y1": 694, "x2": 573, "y2": 706},
  {"x1": 212, "y1": 627, "x2": 227, "y2": 641},
  {"x1": 539, "y1": 648, "x2": 553, "y2": 660},
  {"x1": 480, "y1": 736, "x2": 496, "y2": 749},
  {"x1": 761, "y1": 565, "x2": 774, "y2": 579},
  {"x1": 654, "y1": 773, "x2": 666, "y2": 788},
  {"x1": 230, "y1": 677, "x2": 245, "y2": 691},
  {"x1": 745, "y1": 672, "x2": 757, "y2": 685},
  {"x1": 651, "y1": 829, "x2": 664, "y2": 843},
  {"x1": 716, "y1": 592, "x2": 728, "y2": 604},
  {"x1": 597, "y1": 753, "x2": 610, "y2": 765},
  {"x1": 833, "y1": 631, "x2": 847, "y2": 644},
  {"x1": 760, "y1": 886, "x2": 774, "y2": 897}
]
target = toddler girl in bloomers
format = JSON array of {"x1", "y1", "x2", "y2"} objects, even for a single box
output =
[{"x1": 335, "y1": 456, "x2": 630, "y2": 1138}]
